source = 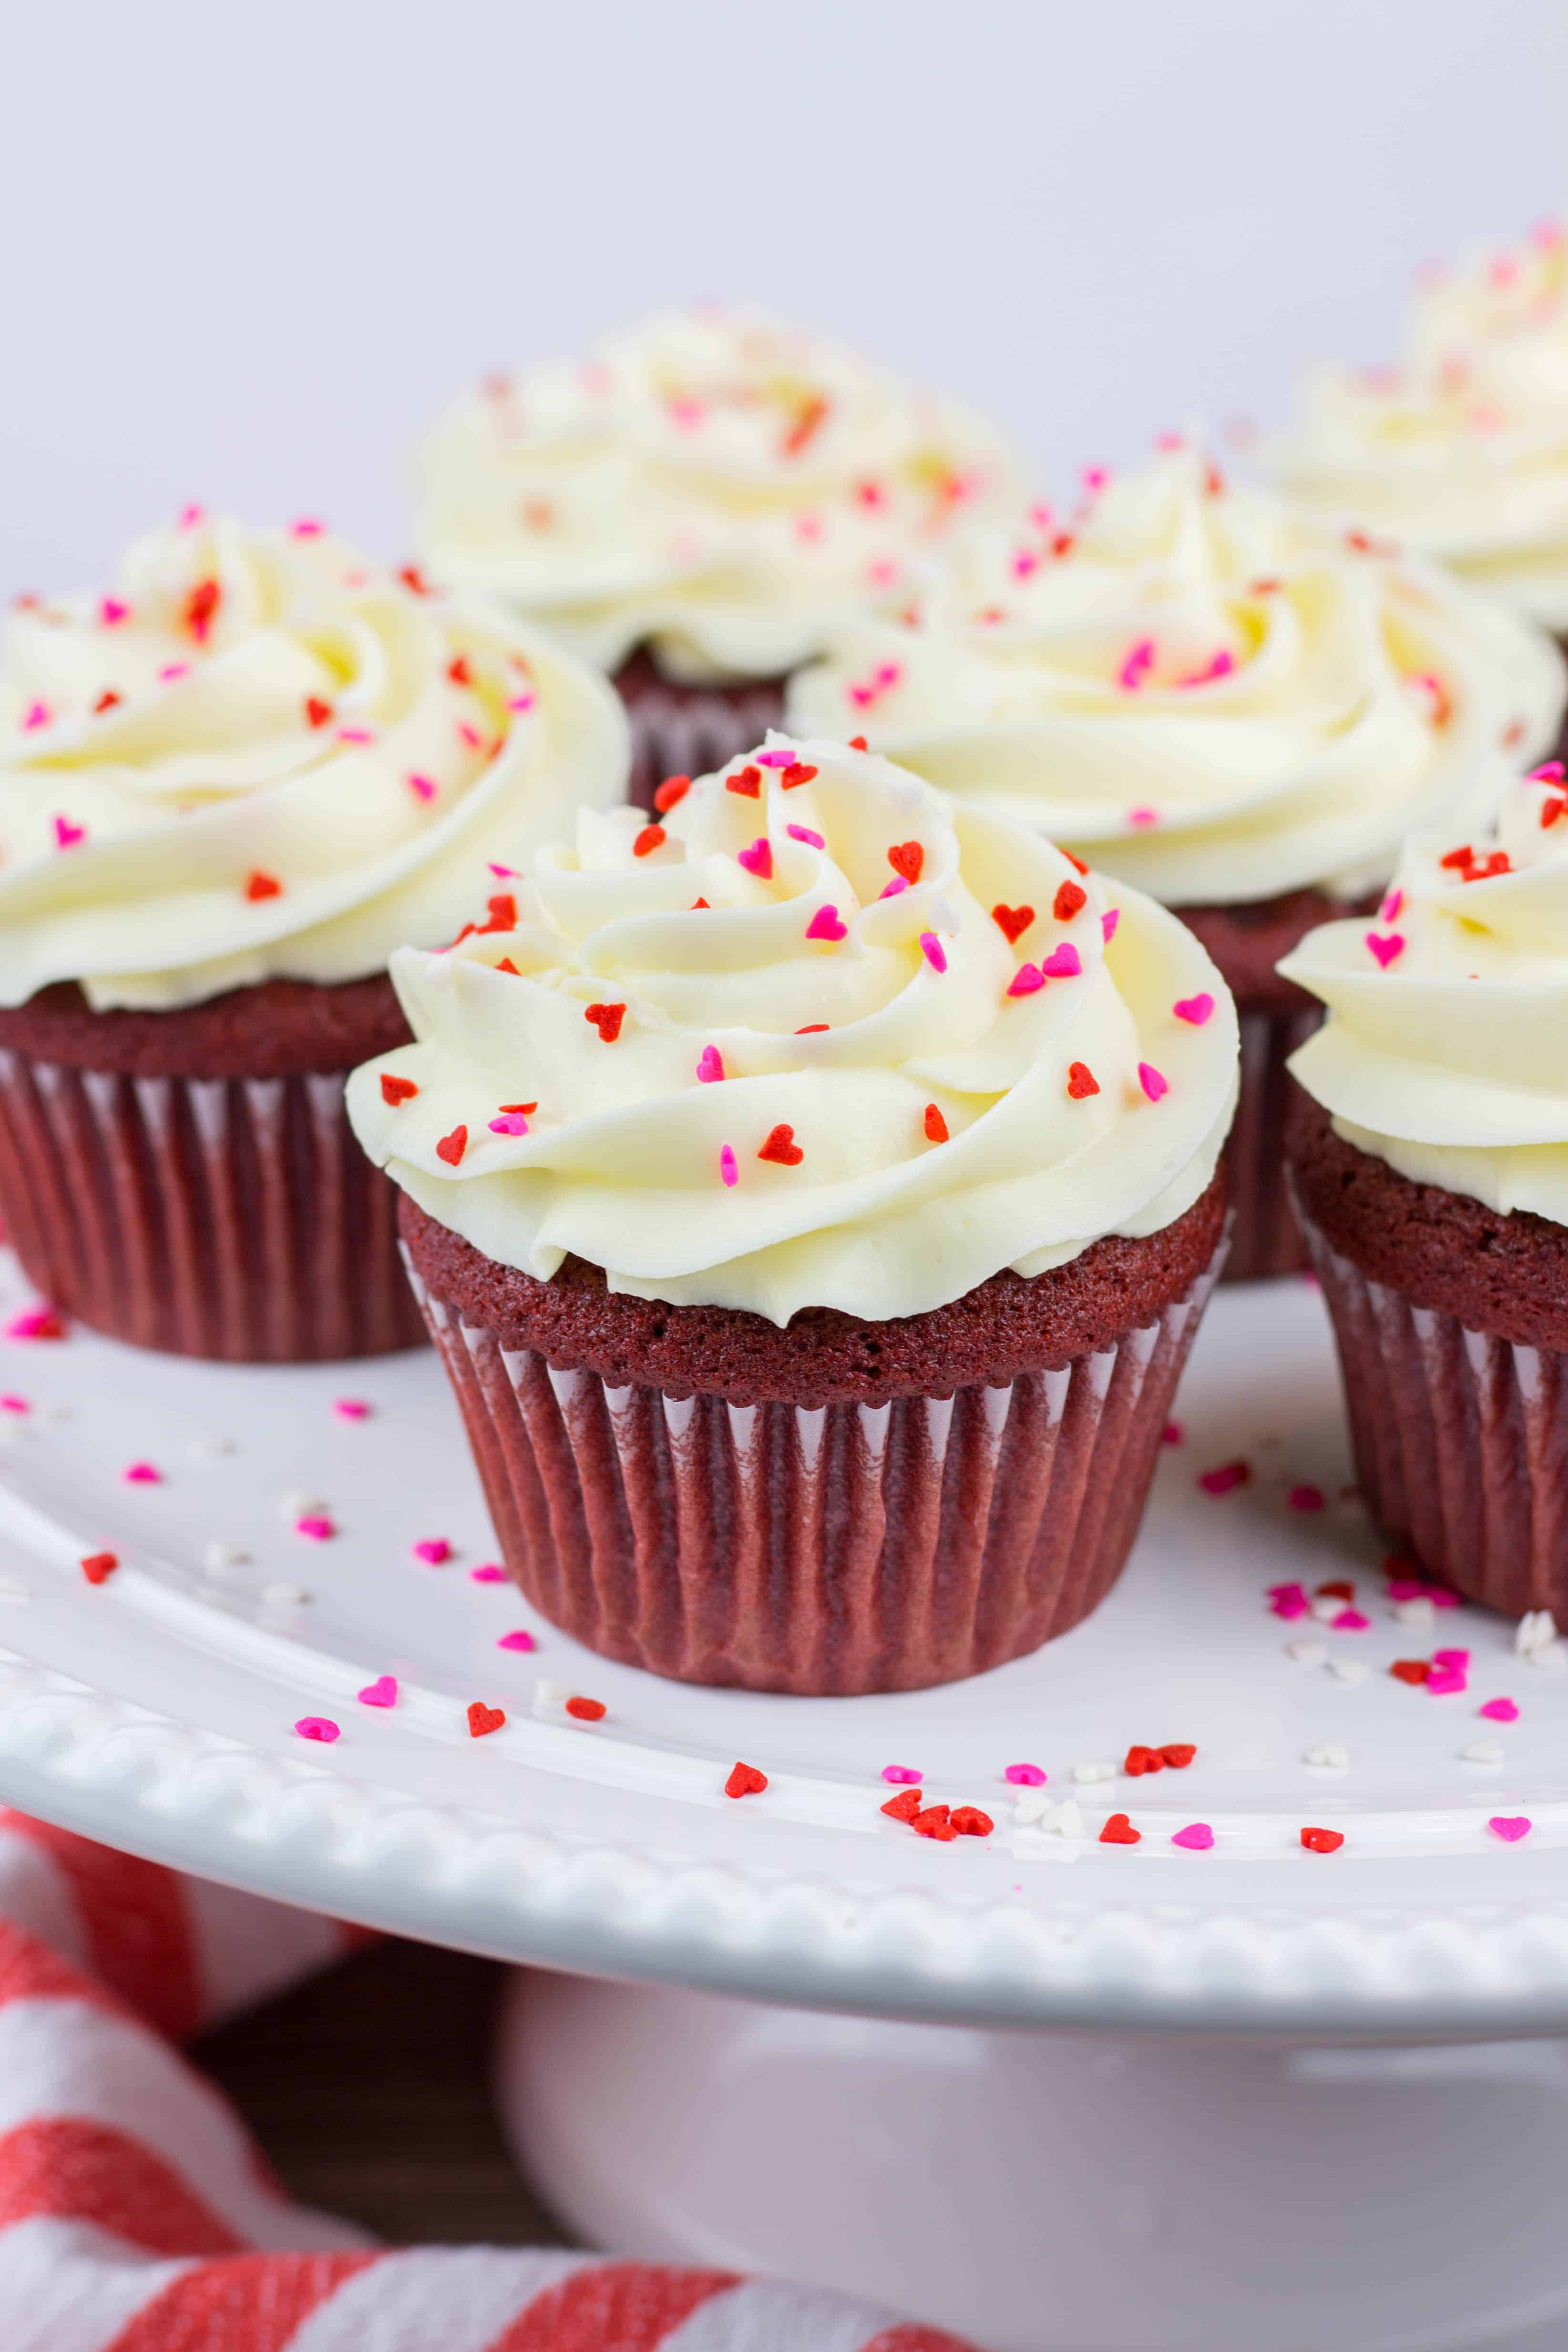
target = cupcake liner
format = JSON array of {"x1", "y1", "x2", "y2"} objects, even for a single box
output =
[
  {"x1": 405, "y1": 1232, "x2": 1226, "y2": 1695},
  {"x1": 1219, "y1": 1000, "x2": 1322, "y2": 1284},
  {"x1": 612, "y1": 660, "x2": 788, "y2": 812},
  {"x1": 0, "y1": 1050, "x2": 426, "y2": 1361},
  {"x1": 1296, "y1": 1195, "x2": 1568, "y2": 1618}
]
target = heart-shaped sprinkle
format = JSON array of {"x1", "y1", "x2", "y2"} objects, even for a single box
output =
[
  {"x1": 80, "y1": 1552, "x2": 118, "y2": 1585},
  {"x1": 1301, "y1": 1826, "x2": 1344, "y2": 1853},
  {"x1": 358, "y1": 1675, "x2": 398, "y2": 1707},
  {"x1": 1099, "y1": 1812, "x2": 1141, "y2": 1845},
  {"x1": 719, "y1": 1144, "x2": 738, "y2": 1187},
  {"x1": 1126, "y1": 805, "x2": 1159, "y2": 828},
  {"x1": 737, "y1": 836, "x2": 773, "y2": 880},
  {"x1": 1052, "y1": 881, "x2": 1086, "y2": 922},
  {"x1": 1125, "y1": 1746, "x2": 1164, "y2": 1776},
  {"x1": 1171, "y1": 1823, "x2": 1213, "y2": 1851},
  {"x1": 53, "y1": 816, "x2": 85, "y2": 850},
  {"x1": 786, "y1": 823, "x2": 825, "y2": 848},
  {"x1": 919, "y1": 931, "x2": 947, "y2": 974},
  {"x1": 696, "y1": 1045, "x2": 725, "y2": 1083},
  {"x1": 100, "y1": 597, "x2": 130, "y2": 626},
  {"x1": 380, "y1": 1074, "x2": 418, "y2": 1106},
  {"x1": 950, "y1": 1806, "x2": 994, "y2": 1838},
  {"x1": 1489, "y1": 1815, "x2": 1532, "y2": 1842},
  {"x1": 1426, "y1": 1664, "x2": 1468, "y2": 1695},
  {"x1": 1138, "y1": 1062, "x2": 1168, "y2": 1102},
  {"x1": 1041, "y1": 943, "x2": 1082, "y2": 979},
  {"x1": 123, "y1": 1461, "x2": 161, "y2": 1484},
  {"x1": 435, "y1": 1125, "x2": 467, "y2": 1166},
  {"x1": 781, "y1": 762, "x2": 817, "y2": 789},
  {"x1": 991, "y1": 903, "x2": 1034, "y2": 944},
  {"x1": 497, "y1": 1629, "x2": 537, "y2": 1651},
  {"x1": 1391, "y1": 1658, "x2": 1430, "y2": 1685},
  {"x1": 1161, "y1": 1743, "x2": 1197, "y2": 1768},
  {"x1": 1199, "y1": 1459, "x2": 1250, "y2": 1495},
  {"x1": 296, "y1": 1514, "x2": 335, "y2": 1542},
  {"x1": 565, "y1": 1695, "x2": 606, "y2": 1722},
  {"x1": 246, "y1": 870, "x2": 283, "y2": 901},
  {"x1": 295, "y1": 1717, "x2": 340, "y2": 1743},
  {"x1": 489, "y1": 1112, "x2": 529, "y2": 1136},
  {"x1": 1479, "y1": 1697, "x2": 1520, "y2": 1722},
  {"x1": 654, "y1": 773, "x2": 690, "y2": 812},
  {"x1": 758, "y1": 1123, "x2": 804, "y2": 1167},
  {"x1": 305, "y1": 695, "x2": 333, "y2": 727},
  {"x1": 725, "y1": 1761, "x2": 768, "y2": 1798},
  {"x1": 1173, "y1": 993, "x2": 1215, "y2": 1026},
  {"x1": 1289, "y1": 1484, "x2": 1324, "y2": 1510},
  {"x1": 467, "y1": 1701, "x2": 505, "y2": 1736},
  {"x1": 413, "y1": 1538, "x2": 452, "y2": 1565},
  {"x1": 1007, "y1": 963, "x2": 1045, "y2": 997},
  {"x1": 470, "y1": 1563, "x2": 506, "y2": 1582},
  {"x1": 881, "y1": 1764, "x2": 923, "y2": 1784},
  {"x1": 881, "y1": 1786, "x2": 923, "y2": 1820},
  {"x1": 923, "y1": 1103, "x2": 949, "y2": 1143},
  {"x1": 880, "y1": 875, "x2": 909, "y2": 900},
  {"x1": 1270, "y1": 1583, "x2": 1309, "y2": 1619},
  {"x1": 632, "y1": 823, "x2": 665, "y2": 857},
  {"x1": 1332, "y1": 1607, "x2": 1371, "y2": 1631},
  {"x1": 1066, "y1": 1062, "x2": 1099, "y2": 1099},
  {"x1": 805, "y1": 904, "x2": 847, "y2": 942},
  {"x1": 1102, "y1": 908, "x2": 1120, "y2": 943},
  {"x1": 912, "y1": 1803, "x2": 956, "y2": 1841},
  {"x1": 887, "y1": 840, "x2": 924, "y2": 883},
  {"x1": 584, "y1": 1002, "x2": 626, "y2": 1042},
  {"x1": 726, "y1": 764, "x2": 761, "y2": 798},
  {"x1": 1365, "y1": 931, "x2": 1405, "y2": 969},
  {"x1": 1004, "y1": 1763, "x2": 1047, "y2": 1786}
]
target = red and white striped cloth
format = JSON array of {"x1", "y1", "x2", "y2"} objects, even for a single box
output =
[{"x1": 0, "y1": 1810, "x2": 977, "y2": 2352}]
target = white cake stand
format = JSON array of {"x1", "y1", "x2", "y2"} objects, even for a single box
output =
[{"x1": 0, "y1": 1251, "x2": 1565, "y2": 2350}]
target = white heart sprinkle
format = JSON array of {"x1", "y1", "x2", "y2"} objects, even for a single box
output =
[
  {"x1": 1460, "y1": 1741, "x2": 1506, "y2": 1766},
  {"x1": 1071, "y1": 1758, "x2": 1116, "y2": 1785},
  {"x1": 1328, "y1": 1658, "x2": 1369, "y2": 1685},
  {"x1": 204, "y1": 1541, "x2": 250, "y2": 1574},
  {"x1": 1287, "y1": 1639, "x2": 1328, "y2": 1666},
  {"x1": 1394, "y1": 1596, "x2": 1435, "y2": 1628},
  {"x1": 1304, "y1": 1742, "x2": 1350, "y2": 1770},
  {"x1": 261, "y1": 1582, "x2": 310, "y2": 1607}
]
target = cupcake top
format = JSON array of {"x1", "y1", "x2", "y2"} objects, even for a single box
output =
[
  {"x1": 347, "y1": 735, "x2": 1238, "y2": 1325},
  {"x1": 784, "y1": 444, "x2": 1567, "y2": 906},
  {"x1": 1267, "y1": 222, "x2": 1568, "y2": 629},
  {"x1": 0, "y1": 512, "x2": 628, "y2": 1011},
  {"x1": 1280, "y1": 759, "x2": 1568, "y2": 1227},
  {"x1": 414, "y1": 305, "x2": 1025, "y2": 685}
]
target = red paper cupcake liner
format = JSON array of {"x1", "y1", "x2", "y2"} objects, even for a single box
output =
[
  {"x1": 0, "y1": 1051, "x2": 426, "y2": 1361},
  {"x1": 1297, "y1": 1195, "x2": 1568, "y2": 1618},
  {"x1": 612, "y1": 651, "x2": 789, "y2": 812},
  {"x1": 405, "y1": 1231, "x2": 1227, "y2": 1695},
  {"x1": 1219, "y1": 1000, "x2": 1322, "y2": 1284}
]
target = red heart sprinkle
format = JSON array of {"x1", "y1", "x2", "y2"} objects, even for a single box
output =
[
  {"x1": 585, "y1": 1003, "x2": 626, "y2": 1042},
  {"x1": 726, "y1": 764, "x2": 762, "y2": 798},
  {"x1": 796, "y1": 1023, "x2": 830, "y2": 1033},
  {"x1": 912, "y1": 1803, "x2": 957, "y2": 1841},
  {"x1": 467, "y1": 1701, "x2": 505, "y2": 1736},
  {"x1": 1100, "y1": 1812, "x2": 1141, "y2": 1845},
  {"x1": 1160, "y1": 1743, "x2": 1197, "y2": 1768},
  {"x1": 1301, "y1": 1826, "x2": 1344, "y2": 1854},
  {"x1": 1391, "y1": 1659, "x2": 1430, "y2": 1685},
  {"x1": 565, "y1": 1695, "x2": 606, "y2": 1722},
  {"x1": 1124, "y1": 1745, "x2": 1164, "y2": 1776},
  {"x1": 950, "y1": 1806, "x2": 994, "y2": 1838},
  {"x1": 633, "y1": 824, "x2": 665, "y2": 857},
  {"x1": 245, "y1": 870, "x2": 283, "y2": 901},
  {"x1": 499, "y1": 1101, "x2": 537, "y2": 1114},
  {"x1": 758, "y1": 1123, "x2": 804, "y2": 1166},
  {"x1": 81, "y1": 1552, "x2": 118, "y2": 1584},
  {"x1": 848, "y1": 734, "x2": 869, "y2": 750},
  {"x1": 399, "y1": 565, "x2": 431, "y2": 595},
  {"x1": 1066, "y1": 1062, "x2": 1100, "y2": 1099},
  {"x1": 991, "y1": 903, "x2": 1035, "y2": 945},
  {"x1": 1053, "y1": 880, "x2": 1087, "y2": 922},
  {"x1": 435, "y1": 1125, "x2": 467, "y2": 1166},
  {"x1": 887, "y1": 841, "x2": 924, "y2": 883},
  {"x1": 494, "y1": 957, "x2": 519, "y2": 975},
  {"x1": 93, "y1": 690, "x2": 123, "y2": 714},
  {"x1": 447, "y1": 655, "x2": 471, "y2": 686},
  {"x1": 483, "y1": 893, "x2": 517, "y2": 930},
  {"x1": 305, "y1": 696, "x2": 333, "y2": 728},
  {"x1": 1316, "y1": 1579, "x2": 1354, "y2": 1601},
  {"x1": 725, "y1": 1761, "x2": 768, "y2": 1798},
  {"x1": 1061, "y1": 848, "x2": 1089, "y2": 874},
  {"x1": 183, "y1": 577, "x2": 221, "y2": 640},
  {"x1": 923, "y1": 1103, "x2": 949, "y2": 1143},
  {"x1": 380, "y1": 1074, "x2": 418, "y2": 1106},
  {"x1": 780, "y1": 763, "x2": 817, "y2": 789},
  {"x1": 654, "y1": 774, "x2": 691, "y2": 812},
  {"x1": 881, "y1": 1786, "x2": 924, "y2": 1821}
]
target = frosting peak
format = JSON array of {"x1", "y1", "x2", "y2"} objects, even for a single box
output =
[
  {"x1": 348, "y1": 736, "x2": 1239, "y2": 1323},
  {"x1": 415, "y1": 305, "x2": 1026, "y2": 683},
  {"x1": 0, "y1": 514, "x2": 628, "y2": 1010}
]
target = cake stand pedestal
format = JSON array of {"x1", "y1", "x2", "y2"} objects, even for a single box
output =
[{"x1": 496, "y1": 1972, "x2": 1568, "y2": 2352}]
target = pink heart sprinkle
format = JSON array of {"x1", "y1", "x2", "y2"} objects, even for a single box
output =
[
  {"x1": 919, "y1": 931, "x2": 948, "y2": 974},
  {"x1": 1199, "y1": 1459, "x2": 1250, "y2": 1496},
  {"x1": 295, "y1": 1717, "x2": 340, "y2": 1743},
  {"x1": 5, "y1": 1309, "x2": 63, "y2": 1341},
  {"x1": 1117, "y1": 639, "x2": 1156, "y2": 692},
  {"x1": 123, "y1": 1461, "x2": 161, "y2": 1485},
  {"x1": 720, "y1": 1144, "x2": 738, "y2": 1188},
  {"x1": 881, "y1": 1765, "x2": 923, "y2": 1785},
  {"x1": 1126, "y1": 805, "x2": 1160, "y2": 828},
  {"x1": 52, "y1": 816, "x2": 85, "y2": 850},
  {"x1": 1387, "y1": 1578, "x2": 1425, "y2": 1601},
  {"x1": 1171, "y1": 1823, "x2": 1214, "y2": 1851},
  {"x1": 1365, "y1": 931, "x2": 1405, "y2": 970},
  {"x1": 1004, "y1": 1763, "x2": 1047, "y2": 1786},
  {"x1": 99, "y1": 597, "x2": 130, "y2": 627},
  {"x1": 805, "y1": 905, "x2": 847, "y2": 942},
  {"x1": 413, "y1": 1538, "x2": 452, "y2": 1565},
  {"x1": 1138, "y1": 1063, "x2": 1168, "y2": 1102},
  {"x1": 0, "y1": 1397, "x2": 28, "y2": 1415},
  {"x1": 470, "y1": 1563, "x2": 506, "y2": 1582},
  {"x1": 786, "y1": 824, "x2": 825, "y2": 848},
  {"x1": 506, "y1": 694, "x2": 535, "y2": 714},
  {"x1": 756, "y1": 749, "x2": 794, "y2": 768},
  {"x1": 1427, "y1": 1584, "x2": 1463, "y2": 1608},
  {"x1": 1162, "y1": 1420, "x2": 1184, "y2": 1446},
  {"x1": 696, "y1": 1046, "x2": 726, "y2": 1083},
  {"x1": 1479, "y1": 1697, "x2": 1519, "y2": 1722},
  {"x1": 158, "y1": 664, "x2": 189, "y2": 684},
  {"x1": 497, "y1": 1629, "x2": 537, "y2": 1652},
  {"x1": 296, "y1": 1515, "x2": 336, "y2": 1541},
  {"x1": 1102, "y1": 909, "x2": 1120, "y2": 943},
  {"x1": 1489, "y1": 1815, "x2": 1531, "y2": 1842},
  {"x1": 22, "y1": 702, "x2": 51, "y2": 730},
  {"x1": 879, "y1": 875, "x2": 909, "y2": 899},
  {"x1": 1289, "y1": 1484, "x2": 1325, "y2": 1511},
  {"x1": 488, "y1": 862, "x2": 521, "y2": 878},
  {"x1": 1173, "y1": 994, "x2": 1214, "y2": 1026},
  {"x1": 737, "y1": 837, "x2": 773, "y2": 880},
  {"x1": 333, "y1": 1398, "x2": 372, "y2": 1420},
  {"x1": 408, "y1": 773, "x2": 437, "y2": 802},
  {"x1": 338, "y1": 726, "x2": 375, "y2": 745},
  {"x1": 1007, "y1": 963, "x2": 1045, "y2": 997},
  {"x1": 177, "y1": 503, "x2": 204, "y2": 528},
  {"x1": 357, "y1": 1676, "x2": 397, "y2": 1708},
  {"x1": 289, "y1": 516, "x2": 324, "y2": 537},
  {"x1": 1041, "y1": 943, "x2": 1082, "y2": 978},
  {"x1": 1331, "y1": 1607, "x2": 1370, "y2": 1632},
  {"x1": 1434, "y1": 1647, "x2": 1471, "y2": 1669},
  {"x1": 1426, "y1": 1666, "x2": 1469, "y2": 1695},
  {"x1": 1271, "y1": 1593, "x2": 1310, "y2": 1620},
  {"x1": 489, "y1": 1113, "x2": 530, "y2": 1135},
  {"x1": 1381, "y1": 888, "x2": 1404, "y2": 923}
]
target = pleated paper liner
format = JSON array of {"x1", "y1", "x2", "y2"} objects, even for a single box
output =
[
  {"x1": 407, "y1": 1228, "x2": 1228, "y2": 1696},
  {"x1": 1218, "y1": 1000, "x2": 1322, "y2": 1283}
]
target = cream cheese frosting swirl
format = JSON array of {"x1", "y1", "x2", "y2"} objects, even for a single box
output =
[
  {"x1": 348, "y1": 735, "x2": 1238, "y2": 1325},
  {"x1": 1281, "y1": 760, "x2": 1568, "y2": 1226},
  {"x1": 1267, "y1": 223, "x2": 1568, "y2": 629},
  {"x1": 785, "y1": 445, "x2": 1567, "y2": 906},
  {"x1": 414, "y1": 305, "x2": 1025, "y2": 685},
  {"x1": 0, "y1": 512, "x2": 629, "y2": 1010}
]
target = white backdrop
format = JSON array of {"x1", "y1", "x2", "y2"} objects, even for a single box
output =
[{"x1": 2, "y1": 0, "x2": 1564, "y2": 598}]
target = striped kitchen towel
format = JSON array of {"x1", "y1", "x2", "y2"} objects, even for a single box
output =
[{"x1": 0, "y1": 1809, "x2": 975, "y2": 2351}]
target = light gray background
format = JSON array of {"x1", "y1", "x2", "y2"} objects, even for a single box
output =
[{"x1": 2, "y1": 0, "x2": 1564, "y2": 597}]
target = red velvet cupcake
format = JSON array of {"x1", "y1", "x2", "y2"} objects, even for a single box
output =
[
  {"x1": 350, "y1": 736, "x2": 1239, "y2": 1693},
  {"x1": 0, "y1": 511, "x2": 627, "y2": 1359}
]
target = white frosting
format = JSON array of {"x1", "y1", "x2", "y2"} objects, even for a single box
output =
[
  {"x1": 348, "y1": 735, "x2": 1239, "y2": 1325},
  {"x1": 0, "y1": 513, "x2": 629, "y2": 1010},
  {"x1": 785, "y1": 445, "x2": 1567, "y2": 906},
  {"x1": 1267, "y1": 224, "x2": 1568, "y2": 628},
  {"x1": 1281, "y1": 760, "x2": 1568, "y2": 1227},
  {"x1": 414, "y1": 305, "x2": 1026, "y2": 684}
]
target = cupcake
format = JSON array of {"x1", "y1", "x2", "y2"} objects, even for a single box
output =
[
  {"x1": 348, "y1": 735, "x2": 1239, "y2": 1695},
  {"x1": 1282, "y1": 759, "x2": 1568, "y2": 1617},
  {"x1": 785, "y1": 442, "x2": 1567, "y2": 1280},
  {"x1": 1267, "y1": 220, "x2": 1568, "y2": 672},
  {"x1": 0, "y1": 510, "x2": 627, "y2": 1360},
  {"x1": 414, "y1": 305, "x2": 1025, "y2": 813}
]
